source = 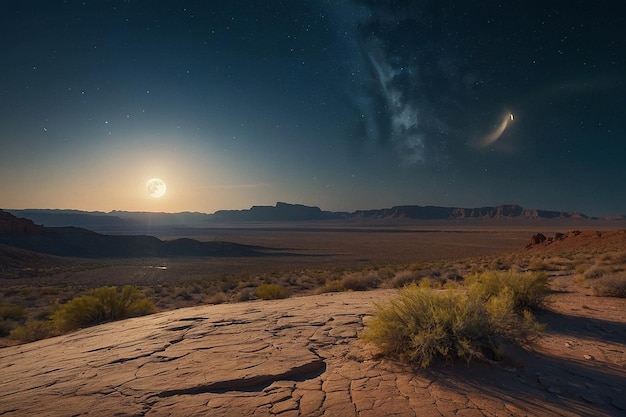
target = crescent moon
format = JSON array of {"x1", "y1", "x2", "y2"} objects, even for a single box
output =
[
  {"x1": 480, "y1": 112, "x2": 514, "y2": 146},
  {"x1": 146, "y1": 178, "x2": 167, "y2": 198}
]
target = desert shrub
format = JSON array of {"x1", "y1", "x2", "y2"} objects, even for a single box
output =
[
  {"x1": 527, "y1": 259, "x2": 545, "y2": 271},
  {"x1": 175, "y1": 288, "x2": 193, "y2": 301},
  {"x1": 489, "y1": 258, "x2": 512, "y2": 271},
  {"x1": 542, "y1": 256, "x2": 570, "y2": 271},
  {"x1": 255, "y1": 283, "x2": 288, "y2": 300},
  {"x1": 317, "y1": 279, "x2": 345, "y2": 294},
  {"x1": 362, "y1": 284, "x2": 543, "y2": 368},
  {"x1": 218, "y1": 279, "x2": 238, "y2": 293},
  {"x1": 465, "y1": 270, "x2": 548, "y2": 311},
  {"x1": 10, "y1": 320, "x2": 56, "y2": 342},
  {"x1": 207, "y1": 292, "x2": 228, "y2": 304},
  {"x1": 391, "y1": 270, "x2": 419, "y2": 288},
  {"x1": 583, "y1": 265, "x2": 606, "y2": 280},
  {"x1": 341, "y1": 271, "x2": 380, "y2": 291},
  {"x1": 0, "y1": 304, "x2": 27, "y2": 337},
  {"x1": 236, "y1": 287, "x2": 256, "y2": 301},
  {"x1": 40, "y1": 287, "x2": 60, "y2": 296},
  {"x1": 408, "y1": 262, "x2": 423, "y2": 271},
  {"x1": 591, "y1": 274, "x2": 626, "y2": 297},
  {"x1": 443, "y1": 280, "x2": 458, "y2": 290},
  {"x1": 418, "y1": 277, "x2": 432, "y2": 289},
  {"x1": 574, "y1": 263, "x2": 592, "y2": 274},
  {"x1": 376, "y1": 266, "x2": 397, "y2": 280},
  {"x1": 430, "y1": 280, "x2": 443, "y2": 289},
  {"x1": 444, "y1": 270, "x2": 463, "y2": 282},
  {"x1": 294, "y1": 274, "x2": 318, "y2": 289},
  {"x1": 52, "y1": 285, "x2": 155, "y2": 332}
]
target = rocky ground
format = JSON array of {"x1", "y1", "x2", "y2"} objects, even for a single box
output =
[{"x1": 1, "y1": 278, "x2": 625, "y2": 416}]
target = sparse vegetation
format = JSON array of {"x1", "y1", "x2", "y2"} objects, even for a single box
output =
[
  {"x1": 236, "y1": 287, "x2": 256, "y2": 302},
  {"x1": 4, "y1": 227, "x2": 626, "y2": 347},
  {"x1": 465, "y1": 271, "x2": 548, "y2": 311},
  {"x1": 341, "y1": 271, "x2": 380, "y2": 291},
  {"x1": 583, "y1": 264, "x2": 606, "y2": 280},
  {"x1": 390, "y1": 270, "x2": 419, "y2": 288},
  {"x1": 10, "y1": 320, "x2": 56, "y2": 342},
  {"x1": 0, "y1": 304, "x2": 26, "y2": 337},
  {"x1": 317, "y1": 279, "x2": 345, "y2": 294},
  {"x1": 591, "y1": 274, "x2": 626, "y2": 297},
  {"x1": 52, "y1": 286, "x2": 155, "y2": 332},
  {"x1": 255, "y1": 283, "x2": 288, "y2": 300},
  {"x1": 363, "y1": 274, "x2": 546, "y2": 368},
  {"x1": 527, "y1": 259, "x2": 546, "y2": 271},
  {"x1": 207, "y1": 291, "x2": 229, "y2": 304}
]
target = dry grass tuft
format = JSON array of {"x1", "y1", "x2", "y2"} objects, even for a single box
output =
[
  {"x1": 465, "y1": 271, "x2": 548, "y2": 311},
  {"x1": 591, "y1": 274, "x2": 626, "y2": 297},
  {"x1": 583, "y1": 264, "x2": 607, "y2": 280},
  {"x1": 390, "y1": 270, "x2": 420, "y2": 288},
  {"x1": 341, "y1": 271, "x2": 380, "y2": 291},
  {"x1": 255, "y1": 283, "x2": 288, "y2": 300},
  {"x1": 317, "y1": 279, "x2": 345, "y2": 294},
  {"x1": 363, "y1": 279, "x2": 545, "y2": 368}
]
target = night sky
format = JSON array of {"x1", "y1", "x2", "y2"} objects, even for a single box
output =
[{"x1": 1, "y1": 1, "x2": 625, "y2": 216}]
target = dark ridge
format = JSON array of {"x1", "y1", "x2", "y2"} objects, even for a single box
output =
[
  {"x1": 6, "y1": 203, "x2": 601, "y2": 231},
  {"x1": 351, "y1": 204, "x2": 589, "y2": 220},
  {"x1": 0, "y1": 210, "x2": 280, "y2": 259}
]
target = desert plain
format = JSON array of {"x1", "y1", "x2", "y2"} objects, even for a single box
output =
[{"x1": 1, "y1": 220, "x2": 625, "y2": 416}]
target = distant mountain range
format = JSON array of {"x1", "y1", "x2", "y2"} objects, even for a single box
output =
[
  {"x1": 0, "y1": 210, "x2": 280, "y2": 258},
  {"x1": 4, "y1": 202, "x2": 621, "y2": 231}
]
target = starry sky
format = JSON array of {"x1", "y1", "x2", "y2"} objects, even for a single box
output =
[{"x1": 1, "y1": 1, "x2": 625, "y2": 216}]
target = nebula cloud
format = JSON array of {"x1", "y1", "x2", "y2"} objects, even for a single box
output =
[
  {"x1": 365, "y1": 38, "x2": 425, "y2": 164},
  {"x1": 344, "y1": 1, "x2": 469, "y2": 167}
]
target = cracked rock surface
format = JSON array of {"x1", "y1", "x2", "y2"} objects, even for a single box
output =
[{"x1": 1, "y1": 288, "x2": 624, "y2": 416}]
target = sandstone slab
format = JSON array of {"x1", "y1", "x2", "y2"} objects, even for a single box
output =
[{"x1": 1, "y1": 289, "x2": 624, "y2": 416}]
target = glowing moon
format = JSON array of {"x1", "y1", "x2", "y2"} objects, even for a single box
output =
[
  {"x1": 146, "y1": 178, "x2": 166, "y2": 198},
  {"x1": 480, "y1": 112, "x2": 514, "y2": 146}
]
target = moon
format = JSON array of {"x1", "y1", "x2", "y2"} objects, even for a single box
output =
[
  {"x1": 146, "y1": 178, "x2": 166, "y2": 198},
  {"x1": 480, "y1": 112, "x2": 514, "y2": 146}
]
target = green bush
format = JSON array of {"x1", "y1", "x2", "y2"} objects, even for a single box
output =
[
  {"x1": 317, "y1": 279, "x2": 345, "y2": 294},
  {"x1": 465, "y1": 270, "x2": 548, "y2": 311},
  {"x1": 0, "y1": 304, "x2": 27, "y2": 337},
  {"x1": 255, "y1": 283, "x2": 288, "y2": 300},
  {"x1": 10, "y1": 320, "x2": 56, "y2": 342},
  {"x1": 363, "y1": 282, "x2": 544, "y2": 368},
  {"x1": 52, "y1": 285, "x2": 155, "y2": 332}
]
